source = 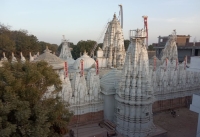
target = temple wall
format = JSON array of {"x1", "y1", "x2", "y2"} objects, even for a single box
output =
[
  {"x1": 153, "y1": 96, "x2": 192, "y2": 112},
  {"x1": 96, "y1": 57, "x2": 107, "y2": 68},
  {"x1": 151, "y1": 58, "x2": 200, "y2": 107},
  {"x1": 69, "y1": 110, "x2": 104, "y2": 126},
  {"x1": 103, "y1": 94, "x2": 115, "y2": 122}
]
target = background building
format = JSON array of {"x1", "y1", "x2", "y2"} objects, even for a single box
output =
[{"x1": 153, "y1": 35, "x2": 200, "y2": 62}]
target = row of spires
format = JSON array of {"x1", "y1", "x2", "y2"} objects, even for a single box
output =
[
  {"x1": 0, "y1": 46, "x2": 57, "y2": 63},
  {"x1": 0, "y1": 52, "x2": 39, "y2": 63}
]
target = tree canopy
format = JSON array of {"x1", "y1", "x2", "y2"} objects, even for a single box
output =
[
  {"x1": 0, "y1": 23, "x2": 131, "y2": 61},
  {"x1": 62, "y1": 39, "x2": 129, "y2": 60},
  {"x1": 0, "y1": 24, "x2": 58, "y2": 59},
  {"x1": 0, "y1": 61, "x2": 72, "y2": 137},
  {"x1": 71, "y1": 40, "x2": 97, "y2": 59},
  {"x1": 124, "y1": 39, "x2": 130, "y2": 51},
  {"x1": 148, "y1": 45, "x2": 155, "y2": 51}
]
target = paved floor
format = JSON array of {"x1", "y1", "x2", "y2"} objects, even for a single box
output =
[
  {"x1": 65, "y1": 123, "x2": 107, "y2": 137},
  {"x1": 153, "y1": 107, "x2": 198, "y2": 137},
  {"x1": 65, "y1": 107, "x2": 198, "y2": 137}
]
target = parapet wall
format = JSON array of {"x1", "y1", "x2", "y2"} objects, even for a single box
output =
[
  {"x1": 69, "y1": 110, "x2": 104, "y2": 127},
  {"x1": 153, "y1": 96, "x2": 192, "y2": 113}
]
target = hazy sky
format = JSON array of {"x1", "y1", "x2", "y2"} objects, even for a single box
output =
[{"x1": 1, "y1": 0, "x2": 200, "y2": 45}]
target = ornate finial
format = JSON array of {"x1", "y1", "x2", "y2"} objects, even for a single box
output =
[
  {"x1": 44, "y1": 46, "x2": 52, "y2": 53},
  {"x1": 173, "y1": 29, "x2": 176, "y2": 35},
  {"x1": 113, "y1": 13, "x2": 116, "y2": 19},
  {"x1": 3, "y1": 52, "x2": 5, "y2": 58}
]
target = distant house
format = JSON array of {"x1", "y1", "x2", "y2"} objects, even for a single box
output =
[{"x1": 153, "y1": 35, "x2": 200, "y2": 62}]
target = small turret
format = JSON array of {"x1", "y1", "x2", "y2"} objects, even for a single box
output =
[
  {"x1": 11, "y1": 52, "x2": 17, "y2": 63},
  {"x1": 2, "y1": 52, "x2": 8, "y2": 61},
  {"x1": 29, "y1": 52, "x2": 34, "y2": 62},
  {"x1": 20, "y1": 52, "x2": 26, "y2": 63}
]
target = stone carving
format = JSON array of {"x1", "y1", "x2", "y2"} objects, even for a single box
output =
[
  {"x1": 68, "y1": 68, "x2": 103, "y2": 115},
  {"x1": 150, "y1": 31, "x2": 200, "y2": 100},
  {"x1": 115, "y1": 28, "x2": 155, "y2": 137},
  {"x1": 97, "y1": 14, "x2": 126, "y2": 68},
  {"x1": 87, "y1": 68, "x2": 102, "y2": 101},
  {"x1": 58, "y1": 70, "x2": 73, "y2": 104},
  {"x1": 161, "y1": 30, "x2": 178, "y2": 63},
  {"x1": 59, "y1": 36, "x2": 75, "y2": 66}
]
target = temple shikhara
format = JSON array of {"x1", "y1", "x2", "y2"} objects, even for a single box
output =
[
  {"x1": 1, "y1": 6, "x2": 200, "y2": 137},
  {"x1": 97, "y1": 13, "x2": 126, "y2": 68}
]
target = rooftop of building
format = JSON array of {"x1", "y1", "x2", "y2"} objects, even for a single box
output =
[
  {"x1": 158, "y1": 35, "x2": 191, "y2": 38},
  {"x1": 153, "y1": 42, "x2": 200, "y2": 47}
]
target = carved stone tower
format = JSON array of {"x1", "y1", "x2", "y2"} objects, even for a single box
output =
[
  {"x1": 115, "y1": 28, "x2": 155, "y2": 137},
  {"x1": 102, "y1": 14, "x2": 126, "y2": 68}
]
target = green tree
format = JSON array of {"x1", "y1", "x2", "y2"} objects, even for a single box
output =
[
  {"x1": 38, "y1": 41, "x2": 58, "y2": 55},
  {"x1": 70, "y1": 40, "x2": 96, "y2": 59},
  {"x1": 148, "y1": 45, "x2": 155, "y2": 51},
  {"x1": 0, "y1": 34, "x2": 15, "y2": 56},
  {"x1": 12, "y1": 30, "x2": 40, "y2": 58},
  {"x1": 0, "y1": 24, "x2": 15, "y2": 58},
  {"x1": 0, "y1": 24, "x2": 58, "y2": 60},
  {"x1": 0, "y1": 61, "x2": 72, "y2": 137},
  {"x1": 124, "y1": 39, "x2": 130, "y2": 51}
]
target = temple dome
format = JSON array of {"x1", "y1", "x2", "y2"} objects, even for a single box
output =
[
  {"x1": 100, "y1": 68, "x2": 121, "y2": 94},
  {"x1": 73, "y1": 51, "x2": 95, "y2": 70},
  {"x1": 34, "y1": 46, "x2": 65, "y2": 69}
]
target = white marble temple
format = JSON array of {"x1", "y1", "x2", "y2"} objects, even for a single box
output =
[
  {"x1": 115, "y1": 28, "x2": 155, "y2": 137},
  {"x1": 73, "y1": 51, "x2": 96, "y2": 70},
  {"x1": 150, "y1": 31, "x2": 200, "y2": 101},
  {"x1": 97, "y1": 14, "x2": 126, "y2": 68}
]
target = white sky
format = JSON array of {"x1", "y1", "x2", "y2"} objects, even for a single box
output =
[{"x1": 1, "y1": 0, "x2": 200, "y2": 45}]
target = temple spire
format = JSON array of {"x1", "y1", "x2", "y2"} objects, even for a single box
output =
[{"x1": 115, "y1": 26, "x2": 155, "y2": 137}]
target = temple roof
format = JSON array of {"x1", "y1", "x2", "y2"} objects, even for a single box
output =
[
  {"x1": 73, "y1": 50, "x2": 95, "y2": 70},
  {"x1": 34, "y1": 46, "x2": 65, "y2": 69},
  {"x1": 100, "y1": 68, "x2": 121, "y2": 95}
]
